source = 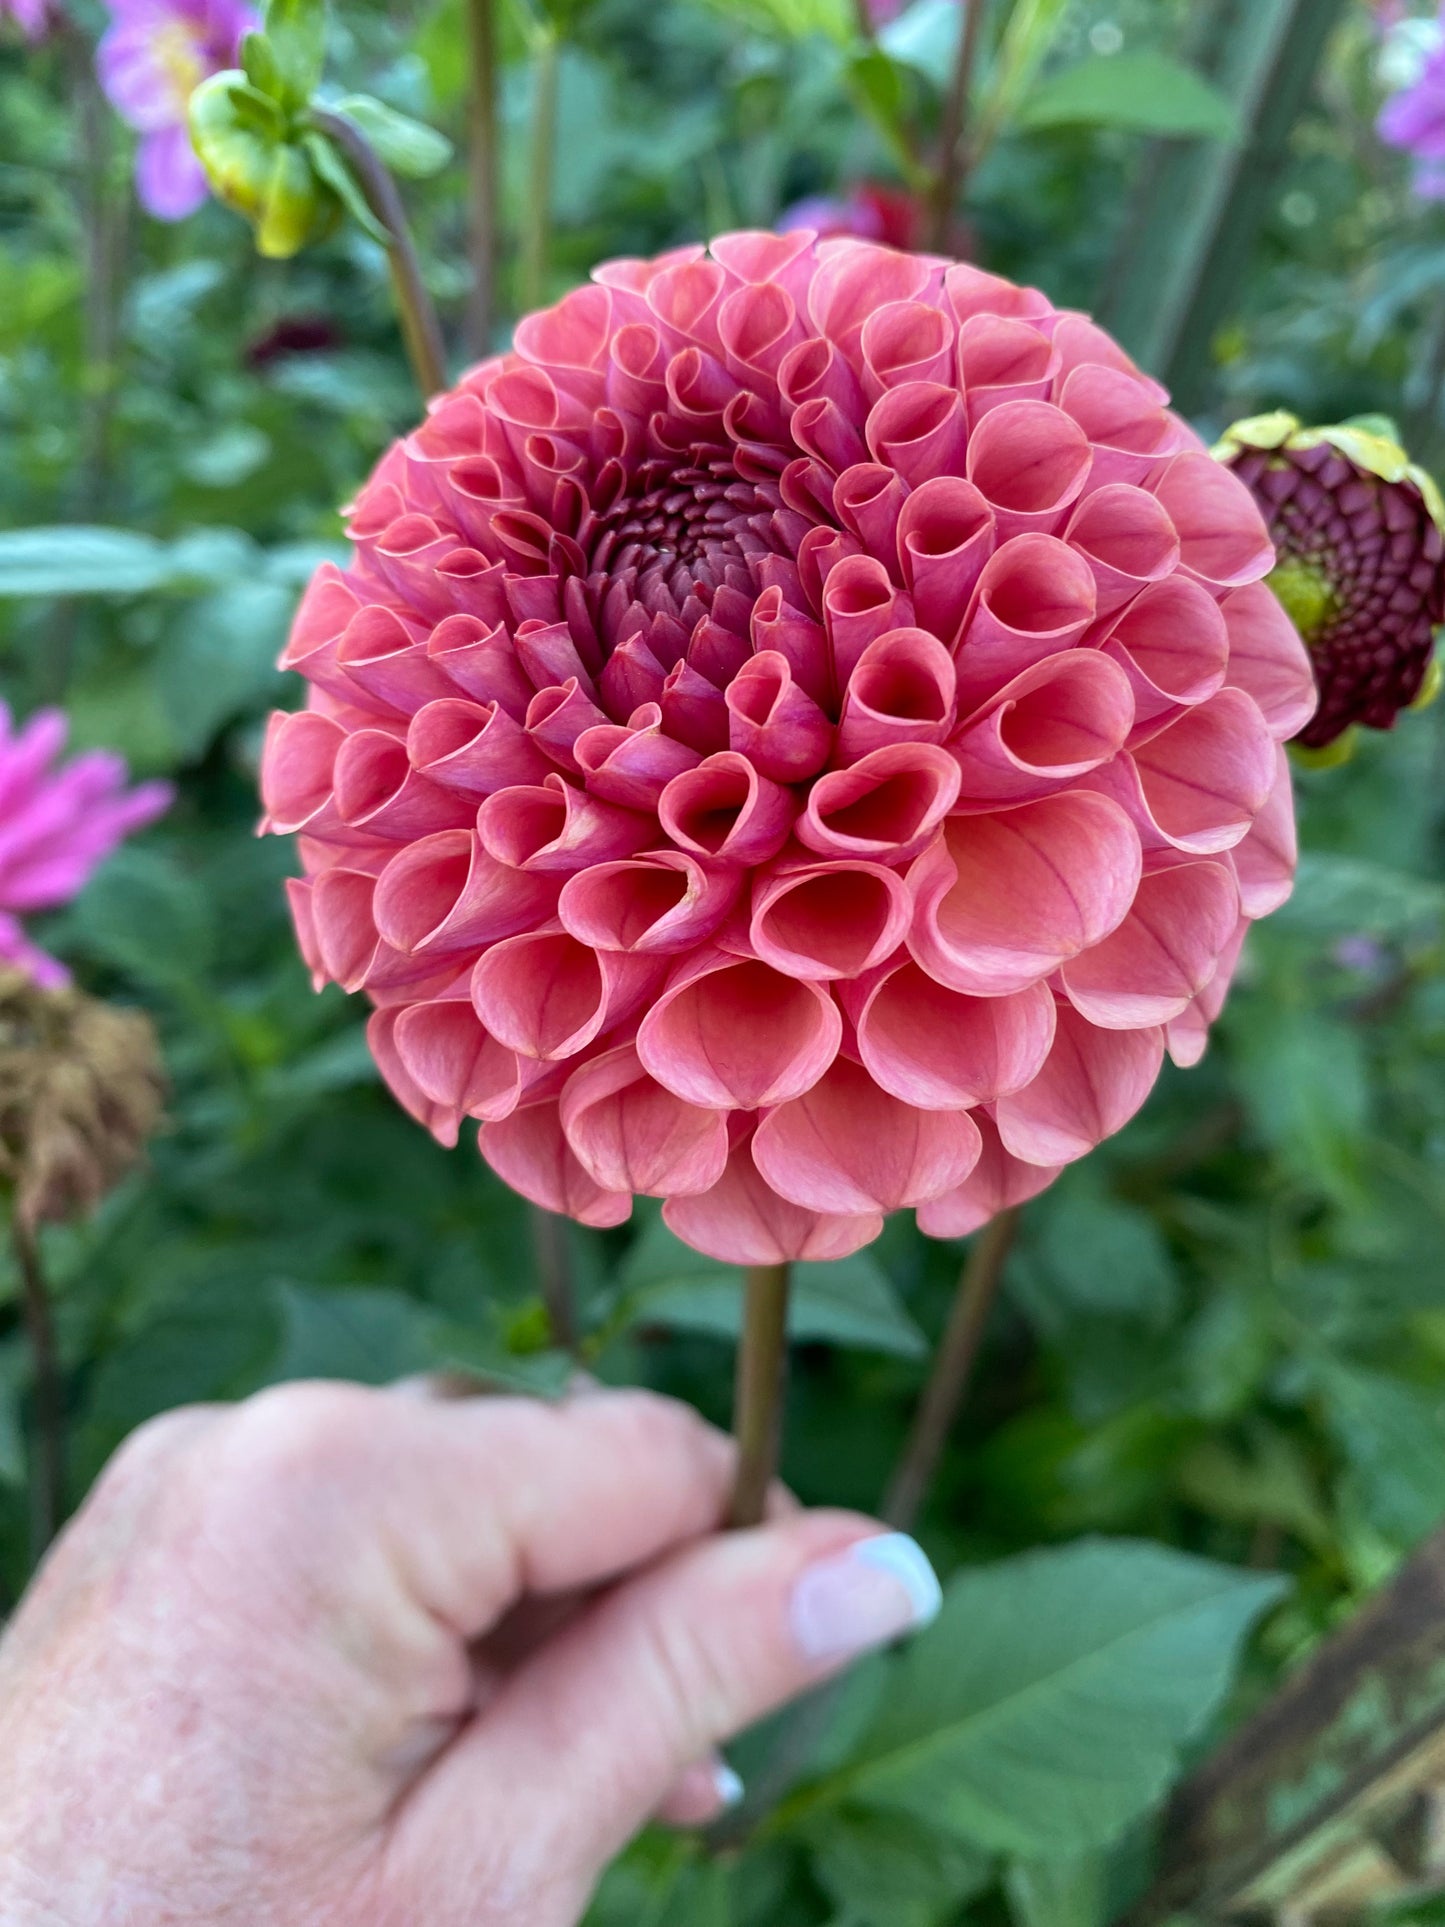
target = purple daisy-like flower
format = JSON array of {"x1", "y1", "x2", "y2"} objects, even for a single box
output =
[
  {"x1": 1378, "y1": 11, "x2": 1445, "y2": 196},
  {"x1": 0, "y1": 706, "x2": 173, "y2": 988},
  {"x1": 1, "y1": 0, "x2": 51, "y2": 42},
  {"x1": 97, "y1": 0, "x2": 257, "y2": 221}
]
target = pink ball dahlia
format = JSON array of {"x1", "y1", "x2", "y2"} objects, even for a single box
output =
[{"x1": 260, "y1": 234, "x2": 1315, "y2": 1264}]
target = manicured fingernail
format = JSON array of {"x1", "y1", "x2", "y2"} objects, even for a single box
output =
[
  {"x1": 790, "y1": 1532, "x2": 942, "y2": 1663},
  {"x1": 712, "y1": 1762, "x2": 744, "y2": 1810}
]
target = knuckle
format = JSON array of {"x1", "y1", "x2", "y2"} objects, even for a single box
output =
[
  {"x1": 213, "y1": 1380, "x2": 385, "y2": 1496},
  {"x1": 609, "y1": 1387, "x2": 720, "y2": 1462},
  {"x1": 636, "y1": 1588, "x2": 739, "y2": 1749},
  {"x1": 95, "y1": 1404, "x2": 217, "y2": 1499}
]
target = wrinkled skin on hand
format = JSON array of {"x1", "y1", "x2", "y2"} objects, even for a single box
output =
[{"x1": 0, "y1": 1382, "x2": 901, "y2": 1926}]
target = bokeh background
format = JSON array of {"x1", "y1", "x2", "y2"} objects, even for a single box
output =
[{"x1": 4, "y1": 1, "x2": 1445, "y2": 1919}]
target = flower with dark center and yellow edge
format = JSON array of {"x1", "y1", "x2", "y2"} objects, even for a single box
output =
[{"x1": 1216, "y1": 411, "x2": 1445, "y2": 755}]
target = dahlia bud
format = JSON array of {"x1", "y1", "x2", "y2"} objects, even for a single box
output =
[
  {"x1": 0, "y1": 970, "x2": 166, "y2": 1231},
  {"x1": 1215, "y1": 411, "x2": 1445, "y2": 752},
  {"x1": 188, "y1": 71, "x2": 340, "y2": 258}
]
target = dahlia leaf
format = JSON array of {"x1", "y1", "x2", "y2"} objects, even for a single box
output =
[
  {"x1": 806, "y1": 1806, "x2": 991, "y2": 1927},
  {"x1": 0, "y1": 526, "x2": 174, "y2": 598},
  {"x1": 617, "y1": 1212, "x2": 926, "y2": 1358},
  {"x1": 332, "y1": 93, "x2": 453, "y2": 178},
  {"x1": 1003, "y1": 1852, "x2": 1110, "y2": 1927},
  {"x1": 1312, "y1": 1362, "x2": 1445, "y2": 1549},
  {"x1": 810, "y1": 1540, "x2": 1285, "y2": 1856},
  {"x1": 876, "y1": 0, "x2": 958, "y2": 83},
  {"x1": 1276, "y1": 852, "x2": 1445, "y2": 942},
  {"x1": 1016, "y1": 51, "x2": 1239, "y2": 142}
]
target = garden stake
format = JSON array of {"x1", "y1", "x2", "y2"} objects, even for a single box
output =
[
  {"x1": 883, "y1": 1206, "x2": 1019, "y2": 1532},
  {"x1": 463, "y1": 0, "x2": 500, "y2": 355},
  {"x1": 729, "y1": 1263, "x2": 791, "y2": 1530},
  {"x1": 309, "y1": 108, "x2": 447, "y2": 400}
]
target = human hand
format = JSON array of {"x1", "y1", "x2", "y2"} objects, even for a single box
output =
[{"x1": 0, "y1": 1381, "x2": 940, "y2": 1925}]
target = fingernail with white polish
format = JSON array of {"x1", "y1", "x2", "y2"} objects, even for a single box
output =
[
  {"x1": 790, "y1": 1532, "x2": 942, "y2": 1663},
  {"x1": 712, "y1": 1762, "x2": 744, "y2": 1811}
]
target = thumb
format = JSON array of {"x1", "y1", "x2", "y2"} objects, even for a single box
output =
[{"x1": 387, "y1": 1512, "x2": 940, "y2": 1911}]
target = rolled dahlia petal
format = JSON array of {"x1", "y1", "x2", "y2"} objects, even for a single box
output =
[
  {"x1": 1215, "y1": 411, "x2": 1444, "y2": 750},
  {"x1": 260, "y1": 234, "x2": 1303, "y2": 1257}
]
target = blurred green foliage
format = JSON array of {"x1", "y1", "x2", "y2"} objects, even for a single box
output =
[{"x1": 3, "y1": 0, "x2": 1445, "y2": 1920}]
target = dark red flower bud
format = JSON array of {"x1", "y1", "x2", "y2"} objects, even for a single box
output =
[{"x1": 1216, "y1": 412, "x2": 1444, "y2": 752}]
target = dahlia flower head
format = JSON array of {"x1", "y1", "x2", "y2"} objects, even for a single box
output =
[
  {"x1": 260, "y1": 234, "x2": 1316, "y2": 1265},
  {"x1": 1216, "y1": 412, "x2": 1444, "y2": 752}
]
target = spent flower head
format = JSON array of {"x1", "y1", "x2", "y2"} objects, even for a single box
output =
[{"x1": 0, "y1": 969, "x2": 165, "y2": 1230}]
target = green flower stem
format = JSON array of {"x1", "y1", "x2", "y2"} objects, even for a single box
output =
[
  {"x1": 464, "y1": 0, "x2": 500, "y2": 356},
  {"x1": 530, "y1": 1204, "x2": 581, "y2": 1359},
  {"x1": 713, "y1": 1212, "x2": 1018, "y2": 1845},
  {"x1": 882, "y1": 1205, "x2": 1019, "y2": 1531},
  {"x1": 730, "y1": 1263, "x2": 792, "y2": 1530},
  {"x1": 44, "y1": 15, "x2": 126, "y2": 702},
  {"x1": 925, "y1": 0, "x2": 987, "y2": 251},
  {"x1": 308, "y1": 108, "x2": 447, "y2": 402},
  {"x1": 519, "y1": 27, "x2": 560, "y2": 316},
  {"x1": 12, "y1": 1216, "x2": 63, "y2": 1557}
]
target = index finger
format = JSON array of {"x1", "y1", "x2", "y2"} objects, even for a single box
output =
[{"x1": 206, "y1": 1381, "x2": 741, "y2": 1642}]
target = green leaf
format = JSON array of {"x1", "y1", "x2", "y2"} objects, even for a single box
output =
[
  {"x1": 844, "y1": 48, "x2": 924, "y2": 179},
  {"x1": 1005, "y1": 1852, "x2": 1110, "y2": 1927},
  {"x1": 269, "y1": 1282, "x2": 440, "y2": 1383},
  {"x1": 1227, "y1": 1004, "x2": 1369, "y2": 1200},
  {"x1": 695, "y1": 0, "x2": 852, "y2": 47},
  {"x1": 301, "y1": 130, "x2": 391, "y2": 244},
  {"x1": 1016, "y1": 51, "x2": 1240, "y2": 141},
  {"x1": 159, "y1": 577, "x2": 290, "y2": 759},
  {"x1": 70, "y1": 846, "x2": 217, "y2": 989},
  {"x1": 333, "y1": 94, "x2": 453, "y2": 178},
  {"x1": 240, "y1": 26, "x2": 284, "y2": 100},
  {"x1": 1315, "y1": 1363, "x2": 1445, "y2": 1548},
  {"x1": 1276, "y1": 853, "x2": 1445, "y2": 941},
  {"x1": 823, "y1": 1539, "x2": 1286, "y2": 1856},
  {"x1": 618, "y1": 1215, "x2": 925, "y2": 1358},
  {"x1": 80, "y1": 1272, "x2": 284, "y2": 1460},
  {"x1": 268, "y1": 1283, "x2": 571, "y2": 1394},
  {"x1": 807, "y1": 1806, "x2": 991, "y2": 1927},
  {"x1": 876, "y1": 0, "x2": 958, "y2": 82},
  {"x1": 261, "y1": 0, "x2": 327, "y2": 107},
  {"x1": 1028, "y1": 1190, "x2": 1180, "y2": 1329},
  {"x1": 1177, "y1": 1427, "x2": 1334, "y2": 1556},
  {"x1": 0, "y1": 527, "x2": 175, "y2": 598}
]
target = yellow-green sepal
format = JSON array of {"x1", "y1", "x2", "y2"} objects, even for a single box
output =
[
  {"x1": 1289, "y1": 730, "x2": 1358, "y2": 771},
  {"x1": 1409, "y1": 647, "x2": 1443, "y2": 714}
]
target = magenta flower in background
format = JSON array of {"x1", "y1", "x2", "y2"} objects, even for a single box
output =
[
  {"x1": 0, "y1": 707, "x2": 172, "y2": 989},
  {"x1": 1379, "y1": 9, "x2": 1445, "y2": 198},
  {"x1": 1, "y1": 0, "x2": 51, "y2": 42},
  {"x1": 97, "y1": 0, "x2": 257, "y2": 220}
]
